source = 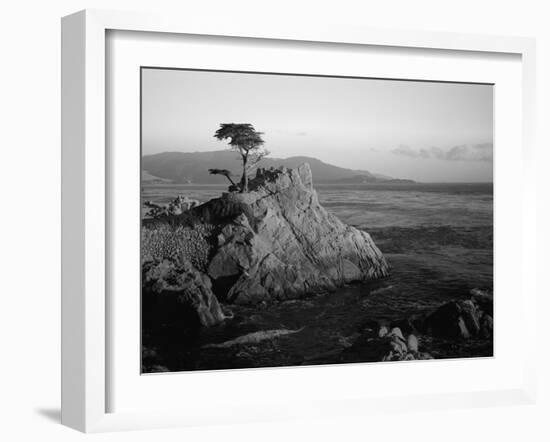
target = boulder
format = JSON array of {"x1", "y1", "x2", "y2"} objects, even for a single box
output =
[
  {"x1": 381, "y1": 331, "x2": 432, "y2": 362},
  {"x1": 423, "y1": 294, "x2": 492, "y2": 339},
  {"x1": 407, "y1": 334, "x2": 419, "y2": 352},
  {"x1": 457, "y1": 316, "x2": 471, "y2": 339},
  {"x1": 480, "y1": 314, "x2": 494, "y2": 338},
  {"x1": 378, "y1": 325, "x2": 389, "y2": 338},
  {"x1": 389, "y1": 327, "x2": 405, "y2": 341},
  {"x1": 457, "y1": 300, "x2": 481, "y2": 336},
  {"x1": 470, "y1": 288, "x2": 493, "y2": 316},
  {"x1": 424, "y1": 301, "x2": 464, "y2": 338},
  {"x1": 142, "y1": 259, "x2": 225, "y2": 327},
  {"x1": 388, "y1": 335, "x2": 408, "y2": 355},
  {"x1": 345, "y1": 327, "x2": 432, "y2": 362}
]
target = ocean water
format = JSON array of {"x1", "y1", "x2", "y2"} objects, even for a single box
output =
[{"x1": 141, "y1": 182, "x2": 493, "y2": 371}]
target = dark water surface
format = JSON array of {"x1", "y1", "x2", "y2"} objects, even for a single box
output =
[{"x1": 142, "y1": 182, "x2": 493, "y2": 371}]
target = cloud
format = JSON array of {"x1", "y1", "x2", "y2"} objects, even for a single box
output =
[
  {"x1": 392, "y1": 145, "x2": 431, "y2": 159},
  {"x1": 391, "y1": 143, "x2": 493, "y2": 162}
]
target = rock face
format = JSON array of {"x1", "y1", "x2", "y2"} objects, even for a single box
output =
[
  {"x1": 423, "y1": 289, "x2": 493, "y2": 339},
  {"x1": 142, "y1": 163, "x2": 389, "y2": 312},
  {"x1": 142, "y1": 259, "x2": 226, "y2": 327},
  {"x1": 197, "y1": 164, "x2": 389, "y2": 304}
]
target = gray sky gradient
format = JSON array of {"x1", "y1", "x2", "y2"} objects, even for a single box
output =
[{"x1": 142, "y1": 68, "x2": 493, "y2": 182}]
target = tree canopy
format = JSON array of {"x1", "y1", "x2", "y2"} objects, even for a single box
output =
[{"x1": 213, "y1": 123, "x2": 269, "y2": 192}]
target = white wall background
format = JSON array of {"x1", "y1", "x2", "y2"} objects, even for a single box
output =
[{"x1": 0, "y1": 1, "x2": 547, "y2": 441}]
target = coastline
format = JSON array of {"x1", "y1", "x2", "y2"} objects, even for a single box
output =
[{"x1": 141, "y1": 171, "x2": 493, "y2": 372}]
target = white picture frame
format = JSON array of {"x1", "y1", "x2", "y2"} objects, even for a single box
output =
[{"x1": 61, "y1": 9, "x2": 537, "y2": 433}]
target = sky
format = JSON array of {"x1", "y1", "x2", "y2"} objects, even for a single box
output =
[{"x1": 141, "y1": 68, "x2": 493, "y2": 182}]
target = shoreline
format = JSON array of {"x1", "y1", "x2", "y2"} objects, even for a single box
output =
[{"x1": 141, "y1": 171, "x2": 493, "y2": 373}]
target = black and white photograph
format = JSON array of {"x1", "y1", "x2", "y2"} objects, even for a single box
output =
[
  {"x1": 140, "y1": 68, "x2": 494, "y2": 373},
  {"x1": 2, "y1": 0, "x2": 548, "y2": 438}
]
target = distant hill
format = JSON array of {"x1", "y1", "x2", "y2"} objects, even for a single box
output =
[
  {"x1": 141, "y1": 170, "x2": 172, "y2": 184},
  {"x1": 142, "y1": 150, "x2": 413, "y2": 184}
]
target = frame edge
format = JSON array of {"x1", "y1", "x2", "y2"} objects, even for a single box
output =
[
  {"x1": 61, "y1": 8, "x2": 538, "y2": 432},
  {"x1": 61, "y1": 9, "x2": 87, "y2": 432},
  {"x1": 61, "y1": 9, "x2": 107, "y2": 433}
]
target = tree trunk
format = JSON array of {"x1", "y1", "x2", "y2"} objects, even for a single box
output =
[
  {"x1": 240, "y1": 153, "x2": 248, "y2": 192},
  {"x1": 226, "y1": 175, "x2": 236, "y2": 186}
]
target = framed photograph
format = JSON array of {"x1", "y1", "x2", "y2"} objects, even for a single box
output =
[{"x1": 61, "y1": 9, "x2": 537, "y2": 432}]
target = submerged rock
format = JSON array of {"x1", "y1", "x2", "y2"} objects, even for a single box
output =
[
  {"x1": 143, "y1": 163, "x2": 389, "y2": 306},
  {"x1": 202, "y1": 327, "x2": 305, "y2": 349}
]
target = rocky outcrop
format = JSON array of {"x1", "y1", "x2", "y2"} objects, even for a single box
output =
[
  {"x1": 375, "y1": 327, "x2": 433, "y2": 361},
  {"x1": 423, "y1": 289, "x2": 493, "y2": 339},
  {"x1": 344, "y1": 325, "x2": 433, "y2": 362},
  {"x1": 343, "y1": 288, "x2": 492, "y2": 363},
  {"x1": 142, "y1": 163, "x2": 389, "y2": 317},
  {"x1": 144, "y1": 195, "x2": 200, "y2": 219},
  {"x1": 367, "y1": 288, "x2": 493, "y2": 342},
  {"x1": 194, "y1": 164, "x2": 389, "y2": 304},
  {"x1": 142, "y1": 259, "x2": 226, "y2": 327},
  {"x1": 141, "y1": 164, "x2": 388, "y2": 326}
]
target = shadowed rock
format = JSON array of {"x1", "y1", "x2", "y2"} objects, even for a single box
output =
[
  {"x1": 423, "y1": 291, "x2": 493, "y2": 339},
  {"x1": 392, "y1": 288, "x2": 493, "y2": 340},
  {"x1": 142, "y1": 259, "x2": 226, "y2": 327}
]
